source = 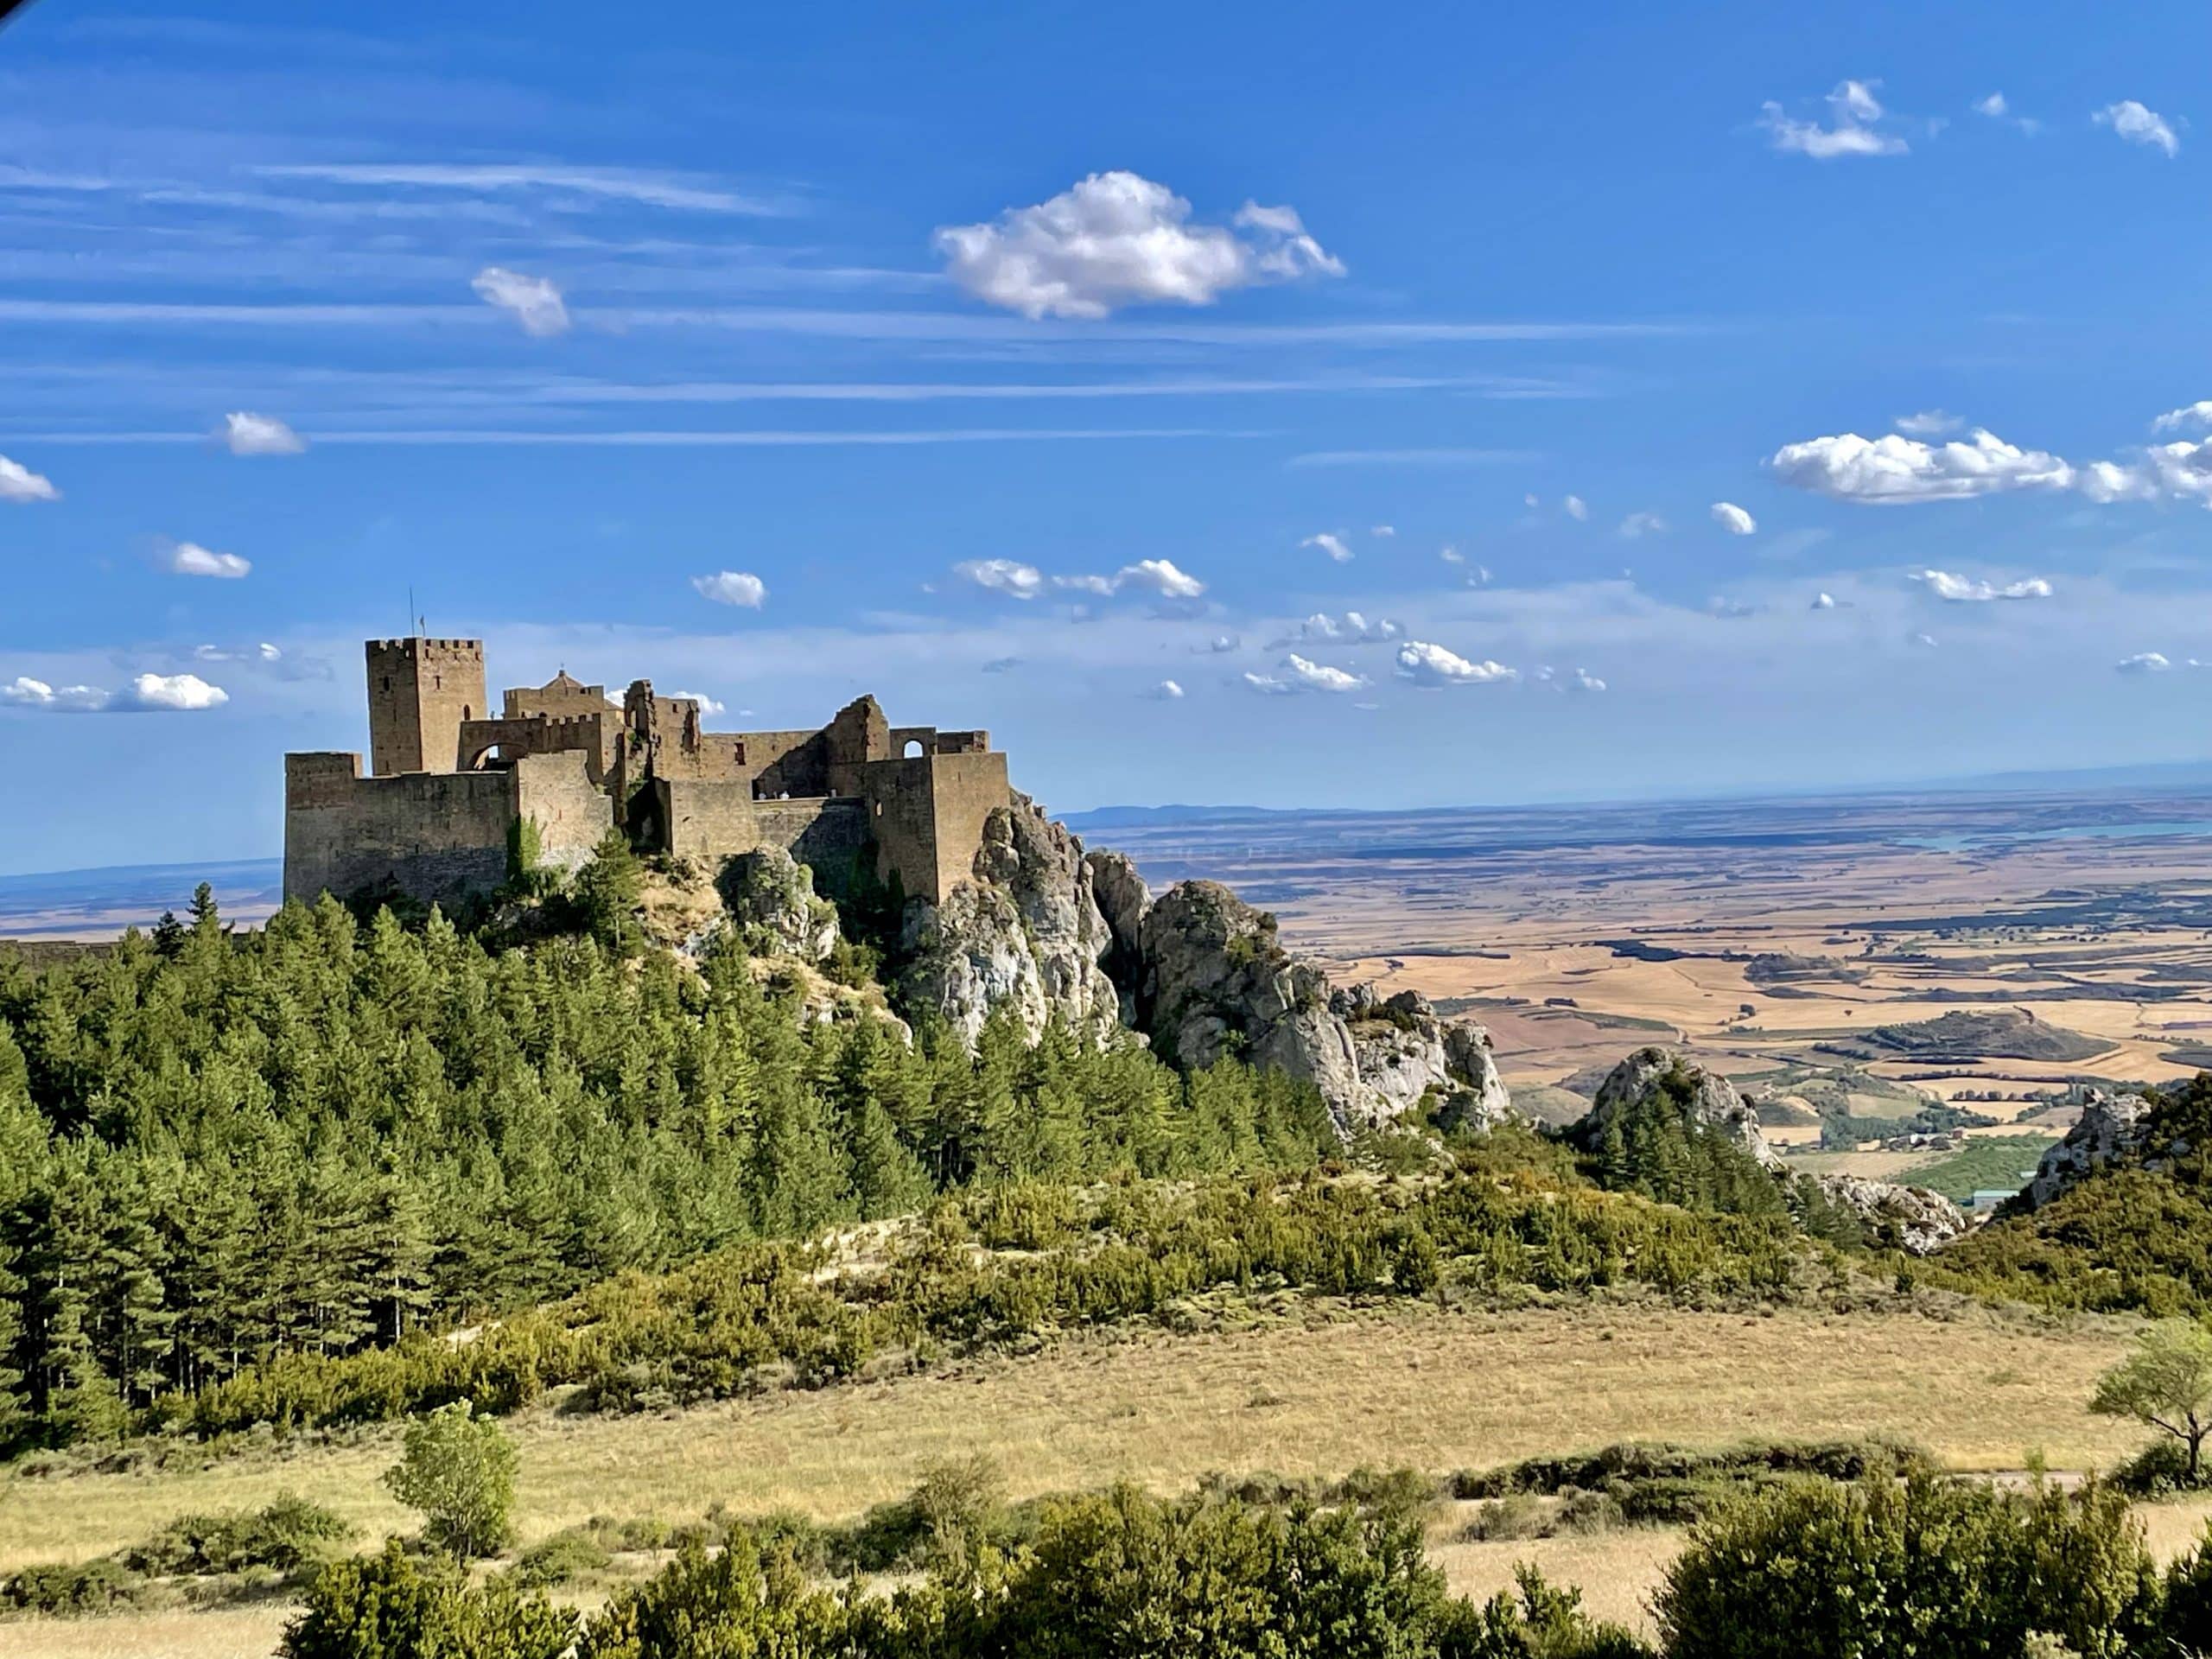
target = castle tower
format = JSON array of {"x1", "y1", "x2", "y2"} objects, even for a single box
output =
[{"x1": 365, "y1": 637, "x2": 486, "y2": 775}]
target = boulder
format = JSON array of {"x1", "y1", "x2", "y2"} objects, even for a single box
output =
[{"x1": 718, "y1": 846, "x2": 841, "y2": 964}]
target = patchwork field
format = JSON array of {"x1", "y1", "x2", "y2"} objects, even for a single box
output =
[{"x1": 1086, "y1": 784, "x2": 2212, "y2": 1193}]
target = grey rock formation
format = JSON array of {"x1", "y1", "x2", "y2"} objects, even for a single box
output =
[
  {"x1": 1804, "y1": 1173, "x2": 1967, "y2": 1255},
  {"x1": 1577, "y1": 1046, "x2": 1782, "y2": 1168},
  {"x1": 2023, "y1": 1090, "x2": 2160, "y2": 1209},
  {"x1": 896, "y1": 796, "x2": 1122, "y2": 1046},
  {"x1": 719, "y1": 847, "x2": 839, "y2": 963},
  {"x1": 1128, "y1": 880, "x2": 1511, "y2": 1135}
]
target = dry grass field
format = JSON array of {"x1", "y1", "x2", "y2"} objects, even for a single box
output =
[{"x1": 0, "y1": 1299, "x2": 2164, "y2": 1656}]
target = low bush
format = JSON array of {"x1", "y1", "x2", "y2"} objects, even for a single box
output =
[
  {"x1": 118, "y1": 1493, "x2": 352, "y2": 1578},
  {"x1": 0, "y1": 1557, "x2": 147, "y2": 1617},
  {"x1": 281, "y1": 1541, "x2": 575, "y2": 1659},
  {"x1": 507, "y1": 1529, "x2": 614, "y2": 1589}
]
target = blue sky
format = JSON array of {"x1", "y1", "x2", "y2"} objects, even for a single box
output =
[{"x1": 5, "y1": 1, "x2": 2212, "y2": 874}]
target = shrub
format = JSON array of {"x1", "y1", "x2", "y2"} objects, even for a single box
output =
[
  {"x1": 1445, "y1": 1566, "x2": 1653, "y2": 1659},
  {"x1": 1654, "y1": 1474, "x2": 2161, "y2": 1659},
  {"x1": 509, "y1": 1529, "x2": 614, "y2": 1588},
  {"x1": 120, "y1": 1493, "x2": 352, "y2": 1577},
  {"x1": 381, "y1": 1400, "x2": 518, "y2": 1560},
  {"x1": 0, "y1": 1556, "x2": 146, "y2": 1616},
  {"x1": 283, "y1": 1542, "x2": 575, "y2": 1659},
  {"x1": 575, "y1": 1531, "x2": 848, "y2": 1659}
]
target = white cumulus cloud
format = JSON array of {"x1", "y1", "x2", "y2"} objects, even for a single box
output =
[
  {"x1": 1284, "y1": 612, "x2": 1402, "y2": 645},
  {"x1": 1894, "y1": 410, "x2": 1964, "y2": 436},
  {"x1": 1758, "y1": 79, "x2": 1910, "y2": 158},
  {"x1": 670, "y1": 690, "x2": 728, "y2": 715},
  {"x1": 1810, "y1": 592, "x2": 1838, "y2": 611},
  {"x1": 2153, "y1": 401, "x2": 2212, "y2": 434},
  {"x1": 1770, "y1": 428, "x2": 2075, "y2": 503},
  {"x1": 0, "y1": 454, "x2": 58, "y2": 503},
  {"x1": 1394, "y1": 640, "x2": 1516, "y2": 688},
  {"x1": 221, "y1": 411, "x2": 306, "y2": 455},
  {"x1": 1911, "y1": 569, "x2": 2054, "y2": 602},
  {"x1": 472, "y1": 265, "x2": 570, "y2": 335},
  {"x1": 194, "y1": 642, "x2": 283, "y2": 664},
  {"x1": 1147, "y1": 679, "x2": 1185, "y2": 700},
  {"x1": 933, "y1": 171, "x2": 1342, "y2": 320},
  {"x1": 1710, "y1": 501, "x2": 1758, "y2": 535},
  {"x1": 2116, "y1": 652, "x2": 2173, "y2": 674},
  {"x1": 1301, "y1": 531, "x2": 1354, "y2": 563},
  {"x1": 1114, "y1": 557, "x2": 1205, "y2": 599},
  {"x1": 1618, "y1": 511, "x2": 1668, "y2": 538},
  {"x1": 1244, "y1": 653, "x2": 1370, "y2": 696},
  {"x1": 691, "y1": 569, "x2": 768, "y2": 607},
  {"x1": 166, "y1": 540, "x2": 251, "y2": 579},
  {"x1": 2095, "y1": 99, "x2": 2179, "y2": 156},
  {"x1": 5, "y1": 672, "x2": 227, "y2": 713},
  {"x1": 1563, "y1": 494, "x2": 1589, "y2": 521}
]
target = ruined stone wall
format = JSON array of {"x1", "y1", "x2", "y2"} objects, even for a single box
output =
[
  {"x1": 503, "y1": 678, "x2": 609, "y2": 719},
  {"x1": 458, "y1": 712, "x2": 614, "y2": 782},
  {"x1": 285, "y1": 750, "x2": 515, "y2": 908},
  {"x1": 649, "y1": 781, "x2": 868, "y2": 871},
  {"x1": 365, "y1": 639, "x2": 485, "y2": 777},
  {"x1": 860, "y1": 750, "x2": 1010, "y2": 905},
  {"x1": 512, "y1": 752, "x2": 614, "y2": 873}
]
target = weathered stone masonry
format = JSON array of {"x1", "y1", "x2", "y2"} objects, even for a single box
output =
[{"x1": 283, "y1": 635, "x2": 1012, "y2": 911}]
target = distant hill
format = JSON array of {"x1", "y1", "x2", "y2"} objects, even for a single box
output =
[
  {"x1": 1820, "y1": 1008, "x2": 2113, "y2": 1065},
  {"x1": 0, "y1": 857, "x2": 282, "y2": 940}
]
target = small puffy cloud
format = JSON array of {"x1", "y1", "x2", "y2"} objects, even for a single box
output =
[
  {"x1": 116, "y1": 672, "x2": 228, "y2": 711},
  {"x1": 1147, "y1": 679, "x2": 1185, "y2": 700},
  {"x1": 2080, "y1": 439, "x2": 2212, "y2": 505},
  {"x1": 472, "y1": 265, "x2": 570, "y2": 335},
  {"x1": 1302, "y1": 531, "x2": 1354, "y2": 563},
  {"x1": 1707, "y1": 597, "x2": 1758, "y2": 620},
  {"x1": 1618, "y1": 511, "x2": 1668, "y2": 538},
  {"x1": 1911, "y1": 569, "x2": 2054, "y2": 602},
  {"x1": 1563, "y1": 494, "x2": 1589, "y2": 521},
  {"x1": 671, "y1": 690, "x2": 728, "y2": 715},
  {"x1": 1710, "y1": 501, "x2": 1758, "y2": 535},
  {"x1": 1974, "y1": 92, "x2": 2009, "y2": 118},
  {"x1": 2152, "y1": 401, "x2": 2212, "y2": 435},
  {"x1": 6, "y1": 672, "x2": 227, "y2": 713},
  {"x1": 0, "y1": 454, "x2": 58, "y2": 503},
  {"x1": 221, "y1": 411, "x2": 306, "y2": 455},
  {"x1": 1285, "y1": 612, "x2": 1402, "y2": 646},
  {"x1": 691, "y1": 569, "x2": 768, "y2": 607},
  {"x1": 982, "y1": 656, "x2": 1022, "y2": 673},
  {"x1": 1758, "y1": 79, "x2": 1909, "y2": 158},
  {"x1": 1894, "y1": 410, "x2": 1964, "y2": 436},
  {"x1": 1569, "y1": 667, "x2": 1607, "y2": 693},
  {"x1": 1910, "y1": 631, "x2": 1939, "y2": 648},
  {"x1": 1052, "y1": 572, "x2": 1116, "y2": 596},
  {"x1": 1114, "y1": 557, "x2": 1205, "y2": 599},
  {"x1": 2116, "y1": 652, "x2": 2173, "y2": 675},
  {"x1": 1244, "y1": 653, "x2": 1370, "y2": 696},
  {"x1": 1439, "y1": 545, "x2": 1465, "y2": 564},
  {"x1": 1370, "y1": 524, "x2": 1395, "y2": 537},
  {"x1": 1197, "y1": 634, "x2": 1238, "y2": 654},
  {"x1": 2095, "y1": 99, "x2": 2179, "y2": 157},
  {"x1": 1770, "y1": 428, "x2": 2074, "y2": 503},
  {"x1": 934, "y1": 171, "x2": 1342, "y2": 320},
  {"x1": 1394, "y1": 640, "x2": 1516, "y2": 687},
  {"x1": 166, "y1": 540, "x2": 251, "y2": 579},
  {"x1": 1810, "y1": 592, "x2": 1838, "y2": 610}
]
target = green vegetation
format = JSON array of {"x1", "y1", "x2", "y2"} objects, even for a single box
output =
[
  {"x1": 1583, "y1": 1059, "x2": 1790, "y2": 1224},
  {"x1": 1897, "y1": 1134, "x2": 2055, "y2": 1204},
  {"x1": 163, "y1": 1150, "x2": 1815, "y2": 1442},
  {"x1": 0, "y1": 893, "x2": 1332, "y2": 1458},
  {"x1": 0, "y1": 1494, "x2": 350, "y2": 1616},
  {"x1": 382, "y1": 1401, "x2": 518, "y2": 1560},
  {"x1": 2092, "y1": 1321, "x2": 2212, "y2": 1484}
]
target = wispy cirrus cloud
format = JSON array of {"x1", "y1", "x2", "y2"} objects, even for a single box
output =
[
  {"x1": 251, "y1": 162, "x2": 791, "y2": 215},
  {"x1": 1758, "y1": 79, "x2": 1910, "y2": 159}
]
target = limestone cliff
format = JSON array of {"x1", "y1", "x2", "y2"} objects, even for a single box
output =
[
  {"x1": 894, "y1": 796, "x2": 1122, "y2": 1046},
  {"x1": 2022, "y1": 1090, "x2": 2172, "y2": 1209},
  {"x1": 718, "y1": 846, "x2": 840, "y2": 964}
]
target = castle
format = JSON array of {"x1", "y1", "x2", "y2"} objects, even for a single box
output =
[{"x1": 283, "y1": 636, "x2": 1012, "y2": 912}]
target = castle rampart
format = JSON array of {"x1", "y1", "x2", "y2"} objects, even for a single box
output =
[{"x1": 285, "y1": 638, "x2": 1014, "y2": 912}]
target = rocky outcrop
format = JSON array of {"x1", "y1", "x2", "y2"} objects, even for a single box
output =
[
  {"x1": 1573, "y1": 1046, "x2": 1966, "y2": 1254},
  {"x1": 1805, "y1": 1173, "x2": 1966, "y2": 1255},
  {"x1": 1126, "y1": 880, "x2": 1512, "y2": 1135},
  {"x1": 718, "y1": 847, "x2": 839, "y2": 964},
  {"x1": 896, "y1": 796, "x2": 1122, "y2": 1046},
  {"x1": 1576, "y1": 1047, "x2": 1781, "y2": 1168},
  {"x1": 2023, "y1": 1091, "x2": 2164, "y2": 1209}
]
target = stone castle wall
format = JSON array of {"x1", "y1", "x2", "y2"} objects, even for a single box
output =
[{"x1": 366, "y1": 639, "x2": 486, "y2": 778}]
